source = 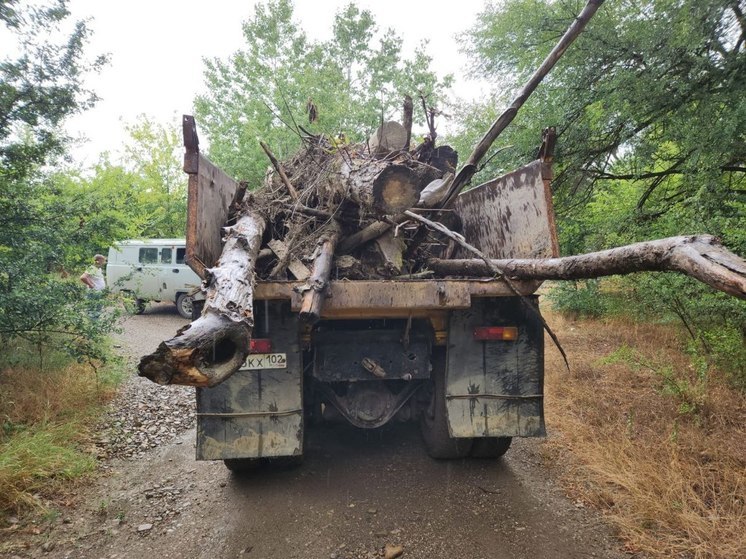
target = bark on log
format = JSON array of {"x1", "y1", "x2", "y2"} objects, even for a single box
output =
[
  {"x1": 299, "y1": 222, "x2": 341, "y2": 323},
  {"x1": 427, "y1": 235, "x2": 746, "y2": 300},
  {"x1": 403, "y1": 96, "x2": 413, "y2": 150},
  {"x1": 138, "y1": 210, "x2": 267, "y2": 386}
]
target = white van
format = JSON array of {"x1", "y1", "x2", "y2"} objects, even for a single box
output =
[{"x1": 106, "y1": 239, "x2": 204, "y2": 318}]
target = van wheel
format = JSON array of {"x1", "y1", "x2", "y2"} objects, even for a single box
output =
[
  {"x1": 175, "y1": 293, "x2": 193, "y2": 319},
  {"x1": 420, "y1": 351, "x2": 472, "y2": 459},
  {"x1": 134, "y1": 299, "x2": 147, "y2": 314},
  {"x1": 122, "y1": 291, "x2": 146, "y2": 314},
  {"x1": 470, "y1": 437, "x2": 512, "y2": 459}
]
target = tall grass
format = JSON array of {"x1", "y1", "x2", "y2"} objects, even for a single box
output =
[
  {"x1": 543, "y1": 309, "x2": 746, "y2": 559},
  {"x1": 0, "y1": 343, "x2": 122, "y2": 519}
]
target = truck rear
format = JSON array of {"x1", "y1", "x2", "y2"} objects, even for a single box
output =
[{"x1": 186, "y1": 130, "x2": 558, "y2": 471}]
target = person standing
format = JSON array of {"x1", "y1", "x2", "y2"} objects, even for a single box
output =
[{"x1": 80, "y1": 254, "x2": 107, "y2": 291}]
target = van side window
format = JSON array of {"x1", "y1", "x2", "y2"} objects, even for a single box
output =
[
  {"x1": 139, "y1": 248, "x2": 158, "y2": 264},
  {"x1": 161, "y1": 248, "x2": 172, "y2": 264},
  {"x1": 176, "y1": 248, "x2": 186, "y2": 264}
]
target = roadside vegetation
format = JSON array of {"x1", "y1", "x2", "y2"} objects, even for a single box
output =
[
  {"x1": 542, "y1": 307, "x2": 745, "y2": 559},
  {"x1": 0, "y1": 0, "x2": 182, "y2": 523},
  {"x1": 0, "y1": 343, "x2": 123, "y2": 521}
]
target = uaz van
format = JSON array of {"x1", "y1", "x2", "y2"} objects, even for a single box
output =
[{"x1": 106, "y1": 239, "x2": 204, "y2": 318}]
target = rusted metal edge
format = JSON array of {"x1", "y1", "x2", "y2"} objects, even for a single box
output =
[
  {"x1": 255, "y1": 279, "x2": 540, "y2": 301},
  {"x1": 196, "y1": 409, "x2": 303, "y2": 419}
]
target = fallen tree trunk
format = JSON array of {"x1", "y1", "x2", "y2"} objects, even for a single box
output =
[
  {"x1": 298, "y1": 221, "x2": 341, "y2": 323},
  {"x1": 138, "y1": 209, "x2": 267, "y2": 386},
  {"x1": 427, "y1": 235, "x2": 746, "y2": 300}
]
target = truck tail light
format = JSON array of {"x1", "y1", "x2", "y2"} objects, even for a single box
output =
[
  {"x1": 249, "y1": 338, "x2": 272, "y2": 353},
  {"x1": 473, "y1": 326, "x2": 518, "y2": 341}
]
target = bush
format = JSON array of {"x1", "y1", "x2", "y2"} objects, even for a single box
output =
[
  {"x1": 546, "y1": 279, "x2": 607, "y2": 319},
  {"x1": 549, "y1": 274, "x2": 746, "y2": 389}
]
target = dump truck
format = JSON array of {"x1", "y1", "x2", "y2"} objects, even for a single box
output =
[{"x1": 180, "y1": 122, "x2": 559, "y2": 472}]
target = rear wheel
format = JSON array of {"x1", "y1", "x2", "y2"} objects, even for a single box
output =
[
  {"x1": 223, "y1": 458, "x2": 260, "y2": 474},
  {"x1": 470, "y1": 436, "x2": 512, "y2": 459},
  {"x1": 223, "y1": 455, "x2": 303, "y2": 475},
  {"x1": 175, "y1": 293, "x2": 193, "y2": 319},
  {"x1": 420, "y1": 351, "x2": 472, "y2": 459}
]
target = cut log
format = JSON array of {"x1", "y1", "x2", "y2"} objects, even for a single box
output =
[
  {"x1": 268, "y1": 239, "x2": 311, "y2": 280},
  {"x1": 369, "y1": 121, "x2": 408, "y2": 155},
  {"x1": 375, "y1": 229, "x2": 406, "y2": 275},
  {"x1": 138, "y1": 210, "x2": 267, "y2": 387},
  {"x1": 338, "y1": 158, "x2": 424, "y2": 216},
  {"x1": 337, "y1": 220, "x2": 393, "y2": 254},
  {"x1": 418, "y1": 173, "x2": 454, "y2": 208},
  {"x1": 298, "y1": 221, "x2": 342, "y2": 323},
  {"x1": 427, "y1": 235, "x2": 746, "y2": 300}
]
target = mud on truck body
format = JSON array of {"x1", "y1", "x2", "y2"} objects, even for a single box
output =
[{"x1": 184, "y1": 132, "x2": 558, "y2": 472}]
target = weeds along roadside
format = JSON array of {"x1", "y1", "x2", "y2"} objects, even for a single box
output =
[
  {"x1": 542, "y1": 304, "x2": 746, "y2": 559},
  {"x1": 0, "y1": 334, "x2": 125, "y2": 525}
]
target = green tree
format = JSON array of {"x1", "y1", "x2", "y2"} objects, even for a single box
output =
[
  {"x1": 54, "y1": 115, "x2": 187, "y2": 255},
  {"x1": 194, "y1": 0, "x2": 452, "y2": 184},
  {"x1": 459, "y1": 0, "x2": 745, "y2": 383},
  {"x1": 461, "y1": 0, "x2": 745, "y2": 235},
  {"x1": 0, "y1": 0, "x2": 113, "y2": 361}
]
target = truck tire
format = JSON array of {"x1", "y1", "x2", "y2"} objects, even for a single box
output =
[
  {"x1": 470, "y1": 436, "x2": 512, "y2": 459},
  {"x1": 175, "y1": 293, "x2": 193, "y2": 319},
  {"x1": 420, "y1": 351, "x2": 472, "y2": 459},
  {"x1": 224, "y1": 455, "x2": 303, "y2": 475},
  {"x1": 223, "y1": 458, "x2": 261, "y2": 474}
]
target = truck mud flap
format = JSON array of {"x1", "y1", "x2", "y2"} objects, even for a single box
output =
[
  {"x1": 195, "y1": 304, "x2": 302, "y2": 459},
  {"x1": 446, "y1": 297, "x2": 545, "y2": 438}
]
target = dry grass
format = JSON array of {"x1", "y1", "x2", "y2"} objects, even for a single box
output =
[
  {"x1": 0, "y1": 362, "x2": 119, "y2": 518},
  {"x1": 542, "y1": 309, "x2": 746, "y2": 559}
]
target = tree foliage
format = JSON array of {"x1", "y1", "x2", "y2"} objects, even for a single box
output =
[
  {"x1": 458, "y1": 0, "x2": 745, "y2": 383},
  {"x1": 0, "y1": 0, "x2": 114, "y2": 362},
  {"x1": 194, "y1": 0, "x2": 452, "y2": 184}
]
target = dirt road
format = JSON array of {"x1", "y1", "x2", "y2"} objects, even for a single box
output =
[{"x1": 32, "y1": 304, "x2": 628, "y2": 559}]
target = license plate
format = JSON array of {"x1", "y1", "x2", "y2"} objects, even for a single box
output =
[{"x1": 241, "y1": 353, "x2": 287, "y2": 370}]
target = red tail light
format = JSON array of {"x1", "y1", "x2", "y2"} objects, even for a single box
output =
[
  {"x1": 249, "y1": 339, "x2": 272, "y2": 353},
  {"x1": 473, "y1": 326, "x2": 518, "y2": 341}
]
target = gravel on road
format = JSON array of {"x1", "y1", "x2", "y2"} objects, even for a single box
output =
[{"x1": 96, "y1": 302, "x2": 194, "y2": 460}]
